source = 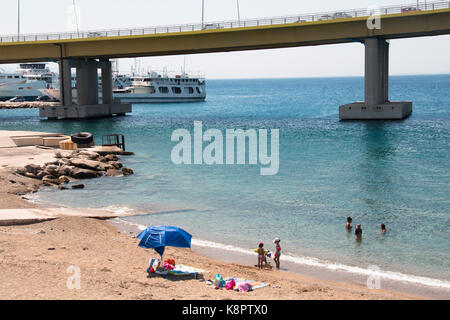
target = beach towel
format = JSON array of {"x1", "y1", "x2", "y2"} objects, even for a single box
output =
[
  {"x1": 238, "y1": 282, "x2": 252, "y2": 292},
  {"x1": 224, "y1": 277, "x2": 269, "y2": 290},
  {"x1": 168, "y1": 264, "x2": 206, "y2": 277}
]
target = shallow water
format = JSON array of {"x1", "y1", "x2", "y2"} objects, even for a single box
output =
[{"x1": 2, "y1": 75, "x2": 449, "y2": 287}]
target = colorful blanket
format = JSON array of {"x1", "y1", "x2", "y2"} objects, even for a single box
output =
[
  {"x1": 168, "y1": 264, "x2": 206, "y2": 276},
  {"x1": 224, "y1": 277, "x2": 269, "y2": 290}
]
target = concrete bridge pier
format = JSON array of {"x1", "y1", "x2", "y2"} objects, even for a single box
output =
[
  {"x1": 339, "y1": 38, "x2": 412, "y2": 120},
  {"x1": 40, "y1": 58, "x2": 131, "y2": 120}
]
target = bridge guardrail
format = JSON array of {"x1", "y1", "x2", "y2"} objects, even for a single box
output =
[{"x1": 1, "y1": 1, "x2": 449, "y2": 43}]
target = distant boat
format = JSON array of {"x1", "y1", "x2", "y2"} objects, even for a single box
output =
[
  {"x1": 44, "y1": 70, "x2": 207, "y2": 104},
  {"x1": 0, "y1": 63, "x2": 56, "y2": 101},
  {"x1": 113, "y1": 71, "x2": 206, "y2": 103}
]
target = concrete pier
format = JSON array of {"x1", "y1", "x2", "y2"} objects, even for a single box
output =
[
  {"x1": 339, "y1": 38, "x2": 412, "y2": 120},
  {"x1": 40, "y1": 58, "x2": 131, "y2": 120},
  {"x1": 40, "y1": 103, "x2": 132, "y2": 119}
]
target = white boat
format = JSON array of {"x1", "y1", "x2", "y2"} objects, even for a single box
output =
[
  {"x1": 113, "y1": 71, "x2": 206, "y2": 103},
  {"x1": 44, "y1": 70, "x2": 206, "y2": 104},
  {"x1": 0, "y1": 64, "x2": 56, "y2": 101}
]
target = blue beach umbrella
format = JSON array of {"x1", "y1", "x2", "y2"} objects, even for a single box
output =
[{"x1": 137, "y1": 225, "x2": 192, "y2": 257}]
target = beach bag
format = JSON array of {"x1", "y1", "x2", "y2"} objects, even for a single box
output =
[
  {"x1": 225, "y1": 279, "x2": 236, "y2": 290},
  {"x1": 214, "y1": 274, "x2": 224, "y2": 288},
  {"x1": 148, "y1": 258, "x2": 160, "y2": 270},
  {"x1": 164, "y1": 258, "x2": 176, "y2": 267},
  {"x1": 163, "y1": 262, "x2": 175, "y2": 270},
  {"x1": 238, "y1": 282, "x2": 253, "y2": 292}
]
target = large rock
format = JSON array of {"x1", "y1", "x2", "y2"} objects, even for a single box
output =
[
  {"x1": 78, "y1": 151, "x2": 100, "y2": 160},
  {"x1": 105, "y1": 169, "x2": 123, "y2": 177},
  {"x1": 104, "y1": 154, "x2": 119, "y2": 162},
  {"x1": 69, "y1": 159, "x2": 106, "y2": 171},
  {"x1": 55, "y1": 151, "x2": 73, "y2": 159},
  {"x1": 42, "y1": 175, "x2": 61, "y2": 186},
  {"x1": 24, "y1": 172, "x2": 38, "y2": 179},
  {"x1": 58, "y1": 175, "x2": 70, "y2": 184},
  {"x1": 36, "y1": 170, "x2": 47, "y2": 180},
  {"x1": 69, "y1": 168, "x2": 103, "y2": 179},
  {"x1": 122, "y1": 167, "x2": 134, "y2": 176},
  {"x1": 44, "y1": 165, "x2": 60, "y2": 176},
  {"x1": 16, "y1": 168, "x2": 27, "y2": 176},
  {"x1": 108, "y1": 161, "x2": 123, "y2": 170},
  {"x1": 24, "y1": 164, "x2": 42, "y2": 175}
]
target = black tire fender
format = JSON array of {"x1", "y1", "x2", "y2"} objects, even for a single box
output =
[{"x1": 71, "y1": 132, "x2": 93, "y2": 144}]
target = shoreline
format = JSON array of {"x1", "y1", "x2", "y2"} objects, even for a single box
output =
[
  {"x1": 111, "y1": 217, "x2": 450, "y2": 300},
  {"x1": 0, "y1": 129, "x2": 445, "y2": 300}
]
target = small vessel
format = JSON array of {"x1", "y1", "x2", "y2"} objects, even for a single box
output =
[{"x1": 0, "y1": 64, "x2": 56, "y2": 101}]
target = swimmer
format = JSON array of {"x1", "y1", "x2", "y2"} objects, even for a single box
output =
[
  {"x1": 355, "y1": 224, "x2": 362, "y2": 241},
  {"x1": 346, "y1": 217, "x2": 353, "y2": 230}
]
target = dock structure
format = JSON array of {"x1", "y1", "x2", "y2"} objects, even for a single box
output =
[{"x1": 1, "y1": 2, "x2": 450, "y2": 120}]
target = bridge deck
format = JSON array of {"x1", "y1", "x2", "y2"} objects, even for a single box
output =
[{"x1": 0, "y1": 3, "x2": 449, "y2": 63}]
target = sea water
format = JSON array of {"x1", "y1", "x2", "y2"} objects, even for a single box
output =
[{"x1": 1, "y1": 75, "x2": 449, "y2": 288}]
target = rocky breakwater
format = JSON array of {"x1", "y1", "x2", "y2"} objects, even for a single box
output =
[{"x1": 16, "y1": 150, "x2": 134, "y2": 190}]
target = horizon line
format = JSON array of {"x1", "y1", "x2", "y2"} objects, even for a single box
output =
[{"x1": 205, "y1": 73, "x2": 450, "y2": 80}]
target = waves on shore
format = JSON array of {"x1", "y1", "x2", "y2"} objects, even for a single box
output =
[{"x1": 112, "y1": 217, "x2": 450, "y2": 291}]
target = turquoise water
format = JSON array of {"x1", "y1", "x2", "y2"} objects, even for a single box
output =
[{"x1": 1, "y1": 75, "x2": 449, "y2": 285}]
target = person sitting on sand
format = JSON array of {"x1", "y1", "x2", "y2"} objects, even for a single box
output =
[
  {"x1": 273, "y1": 238, "x2": 281, "y2": 269},
  {"x1": 346, "y1": 217, "x2": 353, "y2": 230},
  {"x1": 380, "y1": 223, "x2": 387, "y2": 234},
  {"x1": 355, "y1": 224, "x2": 362, "y2": 241},
  {"x1": 257, "y1": 242, "x2": 265, "y2": 270}
]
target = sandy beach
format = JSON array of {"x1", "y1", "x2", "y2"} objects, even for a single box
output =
[{"x1": 0, "y1": 130, "x2": 422, "y2": 300}]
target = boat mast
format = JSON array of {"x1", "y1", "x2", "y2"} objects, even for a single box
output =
[
  {"x1": 201, "y1": 0, "x2": 204, "y2": 28},
  {"x1": 17, "y1": 0, "x2": 20, "y2": 39},
  {"x1": 73, "y1": 0, "x2": 80, "y2": 37},
  {"x1": 236, "y1": 0, "x2": 241, "y2": 24}
]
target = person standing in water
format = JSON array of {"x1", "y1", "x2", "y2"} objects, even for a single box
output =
[
  {"x1": 380, "y1": 223, "x2": 387, "y2": 234},
  {"x1": 346, "y1": 217, "x2": 353, "y2": 230},
  {"x1": 273, "y1": 238, "x2": 281, "y2": 269},
  {"x1": 355, "y1": 224, "x2": 362, "y2": 241}
]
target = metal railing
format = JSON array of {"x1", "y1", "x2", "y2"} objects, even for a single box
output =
[{"x1": 1, "y1": 1, "x2": 449, "y2": 43}]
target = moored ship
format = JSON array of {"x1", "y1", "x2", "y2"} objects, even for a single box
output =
[
  {"x1": 43, "y1": 70, "x2": 206, "y2": 104},
  {"x1": 0, "y1": 64, "x2": 56, "y2": 101},
  {"x1": 113, "y1": 71, "x2": 206, "y2": 103}
]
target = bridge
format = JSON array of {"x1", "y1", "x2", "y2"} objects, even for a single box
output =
[{"x1": 1, "y1": 1, "x2": 449, "y2": 119}]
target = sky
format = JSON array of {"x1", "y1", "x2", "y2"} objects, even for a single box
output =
[{"x1": 1, "y1": 0, "x2": 449, "y2": 78}]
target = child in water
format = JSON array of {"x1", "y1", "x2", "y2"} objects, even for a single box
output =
[
  {"x1": 257, "y1": 242, "x2": 265, "y2": 269},
  {"x1": 273, "y1": 238, "x2": 281, "y2": 269},
  {"x1": 355, "y1": 224, "x2": 362, "y2": 241},
  {"x1": 380, "y1": 223, "x2": 387, "y2": 234}
]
